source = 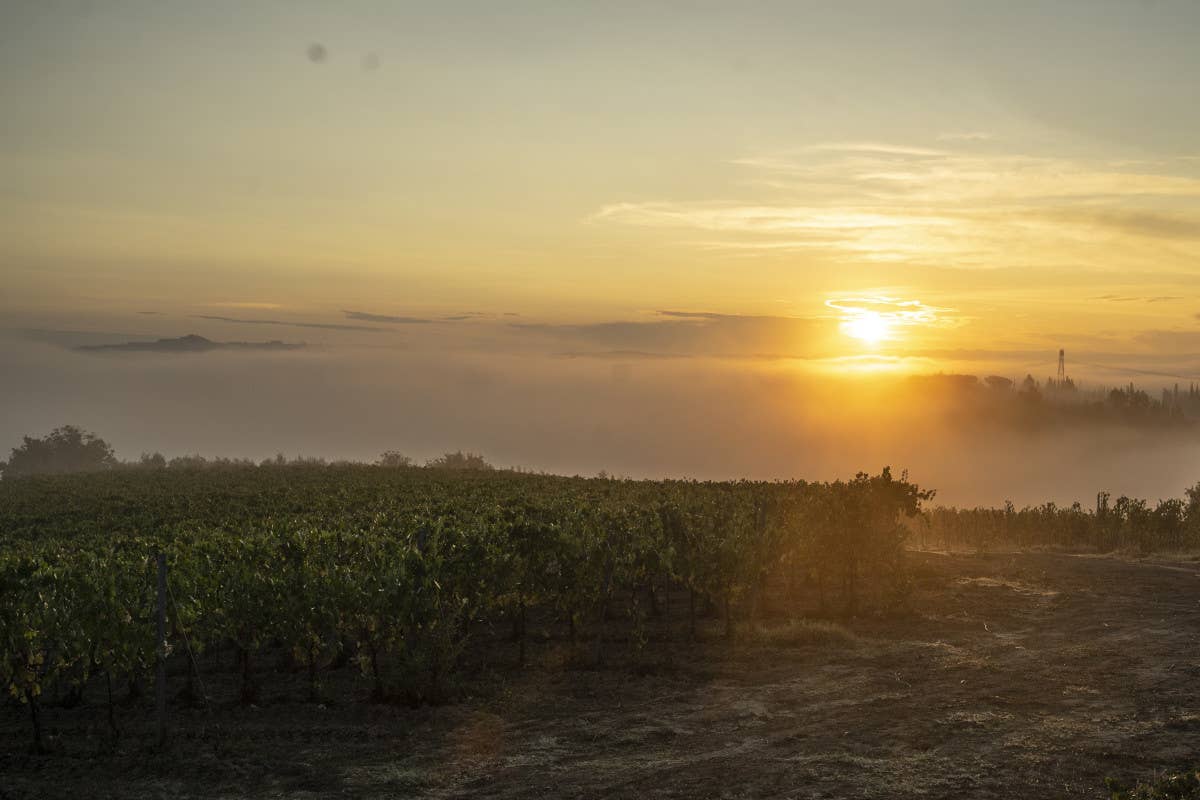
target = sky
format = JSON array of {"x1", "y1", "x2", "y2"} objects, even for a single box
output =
[{"x1": 3, "y1": 1, "x2": 1200, "y2": 503}]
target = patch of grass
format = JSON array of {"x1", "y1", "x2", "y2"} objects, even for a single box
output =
[{"x1": 750, "y1": 619, "x2": 860, "y2": 648}]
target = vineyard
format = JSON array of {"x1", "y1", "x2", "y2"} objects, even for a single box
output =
[
  {"x1": 922, "y1": 487, "x2": 1200, "y2": 553},
  {"x1": 0, "y1": 465, "x2": 928, "y2": 754}
]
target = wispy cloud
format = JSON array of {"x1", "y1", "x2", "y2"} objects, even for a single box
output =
[
  {"x1": 342, "y1": 310, "x2": 432, "y2": 324},
  {"x1": 800, "y1": 142, "x2": 947, "y2": 157},
  {"x1": 206, "y1": 302, "x2": 284, "y2": 310},
  {"x1": 513, "y1": 311, "x2": 828, "y2": 358},
  {"x1": 595, "y1": 203, "x2": 953, "y2": 233},
  {"x1": 556, "y1": 350, "x2": 686, "y2": 360},
  {"x1": 194, "y1": 315, "x2": 381, "y2": 332},
  {"x1": 825, "y1": 296, "x2": 955, "y2": 326},
  {"x1": 1093, "y1": 294, "x2": 1184, "y2": 303},
  {"x1": 1057, "y1": 210, "x2": 1200, "y2": 241},
  {"x1": 936, "y1": 131, "x2": 994, "y2": 142},
  {"x1": 823, "y1": 296, "x2": 958, "y2": 343},
  {"x1": 594, "y1": 143, "x2": 1200, "y2": 269}
]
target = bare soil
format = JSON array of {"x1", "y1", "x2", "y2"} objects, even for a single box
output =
[{"x1": 5, "y1": 551, "x2": 1200, "y2": 799}]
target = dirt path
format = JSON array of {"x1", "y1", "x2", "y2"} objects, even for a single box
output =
[
  {"x1": 5, "y1": 552, "x2": 1200, "y2": 799},
  {"x1": 401, "y1": 552, "x2": 1200, "y2": 799}
]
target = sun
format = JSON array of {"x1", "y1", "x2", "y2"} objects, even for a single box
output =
[{"x1": 842, "y1": 311, "x2": 891, "y2": 344}]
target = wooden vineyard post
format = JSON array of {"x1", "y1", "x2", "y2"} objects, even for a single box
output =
[{"x1": 155, "y1": 553, "x2": 168, "y2": 748}]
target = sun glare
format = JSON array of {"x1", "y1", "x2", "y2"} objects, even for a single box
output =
[{"x1": 842, "y1": 311, "x2": 891, "y2": 344}]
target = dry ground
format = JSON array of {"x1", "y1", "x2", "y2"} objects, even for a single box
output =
[{"x1": 4, "y1": 551, "x2": 1200, "y2": 799}]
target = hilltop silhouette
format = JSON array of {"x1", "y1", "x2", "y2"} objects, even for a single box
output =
[{"x1": 76, "y1": 334, "x2": 305, "y2": 353}]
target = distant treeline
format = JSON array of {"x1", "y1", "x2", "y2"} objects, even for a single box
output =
[
  {"x1": 0, "y1": 425, "x2": 496, "y2": 480},
  {"x1": 131, "y1": 449, "x2": 495, "y2": 472},
  {"x1": 906, "y1": 373, "x2": 1200, "y2": 430},
  {"x1": 920, "y1": 488, "x2": 1200, "y2": 553}
]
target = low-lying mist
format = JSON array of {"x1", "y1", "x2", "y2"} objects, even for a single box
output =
[{"x1": 1, "y1": 335, "x2": 1197, "y2": 507}]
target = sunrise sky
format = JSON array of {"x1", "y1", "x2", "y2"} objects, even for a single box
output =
[{"x1": 3, "y1": 1, "x2": 1200, "y2": 498}]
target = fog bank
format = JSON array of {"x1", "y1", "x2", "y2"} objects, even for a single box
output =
[{"x1": 2, "y1": 333, "x2": 1197, "y2": 508}]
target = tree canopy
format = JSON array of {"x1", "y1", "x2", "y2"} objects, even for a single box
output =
[
  {"x1": 425, "y1": 451, "x2": 494, "y2": 471},
  {"x1": 0, "y1": 425, "x2": 118, "y2": 479}
]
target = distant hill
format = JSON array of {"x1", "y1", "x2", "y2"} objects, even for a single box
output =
[{"x1": 77, "y1": 334, "x2": 305, "y2": 353}]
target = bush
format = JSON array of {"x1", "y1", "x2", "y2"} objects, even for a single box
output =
[
  {"x1": 425, "y1": 451, "x2": 493, "y2": 471},
  {"x1": 1, "y1": 425, "x2": 117, "y2": 479},
  {"x1": 377, "y1": 450, "x2": 413, "y2": 468}
]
